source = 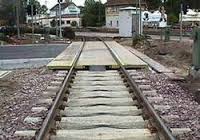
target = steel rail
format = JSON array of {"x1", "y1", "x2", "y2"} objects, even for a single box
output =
[
  {"x1": 36, "y1": 39, "x2": 85, "y2": 140},
  {"x1": 101, "y1": 39, "x2": 176, "y2": 140}
]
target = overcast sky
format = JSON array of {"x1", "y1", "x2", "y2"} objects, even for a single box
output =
[{"x1": 38, "y1": 0, "x2": 107, "y2": 9}]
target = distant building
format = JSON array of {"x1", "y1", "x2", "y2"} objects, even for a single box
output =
[
  {"x1": 181, "y1": 9, "x2": 200, "y2": 26},
  {"x1": 142, "y1": 10, "x2": 167, "y2": 28},
  {"x1": 49, "y1": 0, "x2": 81, "y2": 27},
  {"x1": 119, "y1": 7, "x2": 141, "y2": 37},
  {"x1": 27, "y1": 0, "x2": 81, "y2": 27},
  {"x1": 105, "y1": 0, "x2": 147, "y2": 28}
]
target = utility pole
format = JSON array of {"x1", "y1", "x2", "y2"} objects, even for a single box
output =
[
  {"x1": 31, "y1": 4, "x2": 34, "y2": 43},
  {"x1": 16, "y1": 0, "x2": 20, "y2": 39},
  {"x1": 58, "y1": 0, "x2": 62, "y2": 39},
  {"x1": 56, "y1": 7, "x2": 59, "y2": 37},
  {"x1": 180, "y1": 3, "x2": 183, "y2": 41},
  {"x1": 98, "y1": 0, "x2": 101, "y2": 24},
  {"x1": 133, "y1": 0, "x2": 139, "y2": 46},
  {"x1": 139, "y1": 0, "x2": 142, "y2": 35},
  {"x1": 136, "y1": 0, "x2": 139, "y2": 35}
]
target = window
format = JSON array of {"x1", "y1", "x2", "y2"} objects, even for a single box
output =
[
  {"x1": 66, "y1": 20, "x2": 71, "y2": 24},
  {"x1": 110, "y1": 21, "x2": 112, "y2": 27}
]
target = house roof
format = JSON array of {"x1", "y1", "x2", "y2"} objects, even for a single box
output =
[
  {"x1": 50, "y1": 2, "x2": 76, "y2": 11},
  {"x1": 106, "y1": 0, "x2": 146, "y2": 7}
]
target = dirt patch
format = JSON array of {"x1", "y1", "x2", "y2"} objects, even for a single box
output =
[
  {"x1": 119, "y1": 38, "x2": 200, "y2": 139},
  {"x1": 0, "y1": 67, "x2": 55, "y2": 139},
  {"x1": 0, "y1": 79, "x2": 18, "y2": 91},
  {"x1": 119, "y1": 39, "x2": 192, "y2": 75},
  {"x1": 119, "y1": 39, "x2": 200, "y2": 101}
]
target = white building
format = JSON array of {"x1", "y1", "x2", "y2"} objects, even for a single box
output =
[
  {"x1": 181, "y1": 9, "x2": 200, "y2": 25},
  {"x1": 27, "y1": 0, "x2": 81, "y2": 27},
  {"x1": 119, "y1": 7, "x2": 168, "y2": 37},
  {"x1": 142, "y1": 10, "x2": 167, "y2": 27},
  {"x1": 105, "y1": 0, "x2": 147, "y2": 29},
  {"x1": 119, "y1": 7, "x2": 142, "y2": 37}
]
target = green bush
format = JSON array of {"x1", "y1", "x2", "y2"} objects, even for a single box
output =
[
  {"x1": 71, "y1": 21, "x2": 78, "y2": 27},
  {"x1": 63, "y1": 27, "x2": 75, "y2": 39},
  {"x1": 49, "y1": 28, "x2": 56, "y2": 35},
  {"x1": 0, "y1": 26, "x2": 75, "y2": 39},
  {"x1": 0, "y1": 33, "x2": 6, "y2": 41},
  {"x1": 168, "y1": 13, "x2": 178, "y2": 25}
]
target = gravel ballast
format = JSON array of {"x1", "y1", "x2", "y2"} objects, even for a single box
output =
[
  {"x1": 144, "y1": 71, "x2": 200, "y2": 140},
  {"x1": 0, "y1": 68, "x2": 55, "y2": 139},
  {"x1": 1, "y1": 67, "x2": 199, "y2": 140}
]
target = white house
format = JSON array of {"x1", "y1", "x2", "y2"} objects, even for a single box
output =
[
  {"x1": 105, "y1": 0, "x2": 147, "y2": 29},
  {"x1": 27, "y1": 0, "x2": 81, "y2": 27},
  {"x1": 181, "y1": 9, "x2": 200, "y2": 25},
  {"x1": 142, "y1": 10, "x2": 167, "y2": 27},
  {"x1": 119, "y1": 7, "x2": 168, "y2": 37},
  {"x1": 49, "y1": 0, "x2": 81, "y2": 27}
]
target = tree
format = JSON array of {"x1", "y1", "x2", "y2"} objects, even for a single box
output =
[
  {"x1": 40, "y1": 5, "x2": 48, "y2": 15},
  {"x1": 0, "y1": 0, "x2": 45, "y2": 26},
  {"x1": 95, "y1": 0, "x2": 105, "y2": 26},
  {"x1": 82, "y1": 0, "x2": 105, "y2": 27},
  {"x1": 146, "y1": 0, "x2": 162, "y2": 10},
  {"x1": 28, "y1": 0, "x2": 48, "y2": 15},
  {"x1": 50, "y1": 19, "x2": 56, "y2": 27},
  {"x1": 0, "y1": 0, "x2": 16, "y2": 26},
  {"x1": 71, "y1": 21, "x2": 78, "y2": 27}
]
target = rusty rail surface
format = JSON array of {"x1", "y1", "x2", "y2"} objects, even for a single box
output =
[
  {"x1": 36, "y1": 39, "x2": 85, "y2": 140},
  {"x1": 100, "y1": 38, "x2": 176, "y2": 140},
  {"x1": 36, "y1": 37, "x2": 175, "y2": 140}
]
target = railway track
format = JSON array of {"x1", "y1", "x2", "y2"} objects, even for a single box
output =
[{"x1": 15, "y1": 39, "x2": 176, "y2": 140}]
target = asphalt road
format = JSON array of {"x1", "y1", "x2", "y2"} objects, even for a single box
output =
[{"x1": 0, "y1": 44, "x2": 67, "y2": 60}]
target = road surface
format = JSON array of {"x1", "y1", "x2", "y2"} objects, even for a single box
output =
[{"x1": 0, "y1": 44, "x2": 67, "y2": 60}]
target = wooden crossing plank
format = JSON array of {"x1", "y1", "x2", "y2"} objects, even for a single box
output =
[
  {"x1": 126, "y1": 47, "x2": 185, "y2": 80},
  {"x1": 76, "y1": 41, "x2": 118, "y2": 69},
  {"x1": 0, "y1": 71, "x2": 11, "y2": 78},
  {"x1": 126, "y1": 47, "x2": 172, "y2": 73},
  {"x1": 105, "y1": 41, "x2": 148, "y2": 69},
  {"x1": 47, "y1": 42, "x2": 83, "y2": 70}
]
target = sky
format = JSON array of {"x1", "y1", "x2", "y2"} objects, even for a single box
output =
[{"x1": 38, "y1": 0, "x2": 107, "y2": 9}]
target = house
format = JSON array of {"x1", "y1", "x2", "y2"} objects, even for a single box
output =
[
  {"x1": 181, "y1": 9, "x2": 200, "y2": 26},
  {"x1": 27, "y1": 0, "x2": 81, "y2": 27},
  {"x1": 49, "y1": 0, "x2": 81, "y2": 27},
  {"x1": 142, "y1": 10, "x2": 167, "y2": 27},
  {"x1": 105, "y1": 0, "x2": 147, "y2": 28}
]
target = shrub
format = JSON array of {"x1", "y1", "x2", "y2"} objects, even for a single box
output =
[
  {"x1": 71, "y1": 21, "x2": 78, "y2": 27},
  {"x1": 50, "y1": 19, "x2": 57, "y2": 27},
  {"x1": 0, "y1": 26, "x2": 75, "y2": 39},
  {"x1": 0, "y1": 33, "x2": 6, "y2": 41},
  {"x1": 63, "y1": 27, "x2": 75, "y2": 39},
  {"x1": 168, "y1": 13, "x2": 178, "y2": 25}
]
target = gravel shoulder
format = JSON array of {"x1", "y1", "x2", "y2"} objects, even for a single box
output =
[
  {"x1": 118, "y1": 38, "x2": 200, "y2": 139},
  {"x1": 144, "y1": 71, "x2": 200, "y2": 140},
  {"x1": 0, "y1": 67, "x2": 55, "y2": 139}
]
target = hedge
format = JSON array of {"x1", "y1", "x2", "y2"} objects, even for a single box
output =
[{"x1": 0, "y1": 26, "x2": 75, "y2": 39}]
